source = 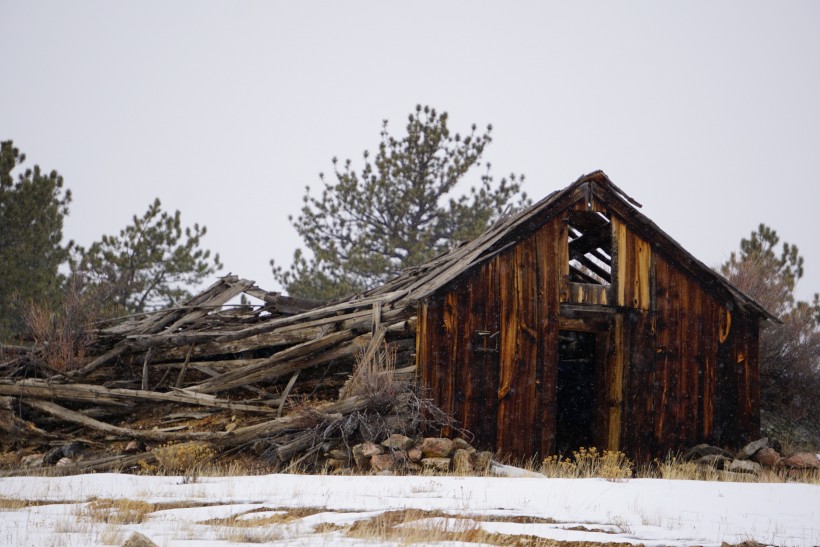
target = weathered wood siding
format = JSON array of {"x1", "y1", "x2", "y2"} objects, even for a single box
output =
[
  {"x1": 417, "y1": 198, "x2": 760, "y2": 461},
  {"x1": 618, "y1": 251, "x2": 760, "y2": 459},
  {"x1": 418, "y1": 215, "x2": 563, "y2": 459}
]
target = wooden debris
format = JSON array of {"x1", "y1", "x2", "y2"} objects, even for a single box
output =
[{"x1": 0, "y1": 274, "x2": 420, "y2": 472}]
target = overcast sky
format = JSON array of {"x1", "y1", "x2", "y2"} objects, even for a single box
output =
[{"x1": 2, "y1": 1, "x2": 818, "y2": 302}]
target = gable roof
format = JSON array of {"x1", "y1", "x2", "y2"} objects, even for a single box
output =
[{"x1": 362, "y1": 170, "x2": 776, "y2": 321}]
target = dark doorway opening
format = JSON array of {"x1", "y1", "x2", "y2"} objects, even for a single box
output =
[{"x1": 556, "y1": 330, "x2": 597, "y2": 455}]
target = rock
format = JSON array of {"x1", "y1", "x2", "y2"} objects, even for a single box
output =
[
  {"x1": 421, "y1": 457, "x2": 451, "y2": 472},
  {"x1": 782, "y1": 452, "x2": 820, "y2": 469},
  {"x1": 727, "y1": 459, "x2": 761, "y2": 474},
  {"x1": 452, "y1": 449, "x2": 473, "y2": 474},
  {"x1": 490, "y1": 462, "x2": 545, "y2": 478},
  {"x1": 381, "y1": 434, "x2": 414, "y2": 451},
  {"x1": 407, "y1": 446, "x2": 423, "y2": 463},
  {"x1": 352, "y1": 442, "x2": 382, "y2": 468},
  {"x1": 56, "y1": 457, "x2": 74, "y2": 467},
  {"x1": 683, "y1": 444, "x2": 733, "y2": 461},
  {"x1": 751, "y1": 447, "x2": 780, "y2": 467},
  {"x1": 452, "y1": 438, "x2": 475, "y2": 453},
  {"x1": 21, "y1": 453, "x2": 44, "y2": 467},
  {"x1": 360, "y1": 441, "x2": 383, "y2": 457},
  {"x1": 736, "y1": 438, "x2": 768, "y2": 460},
  {"x1": 420, "y1": 437, "x2": 454, "y2": 458},
  {"x1": 471, "y1": 451, "x2": 494, "y2": 473},
  {"x1": 122, "y1": 532, "x2": 158, "y2": 547},
  {"x1": 370, "y1": 453, "x2": 396, "y2": 472},
  {"x1": 695, "y1": 454, "x2": 731, "y2": 469}
]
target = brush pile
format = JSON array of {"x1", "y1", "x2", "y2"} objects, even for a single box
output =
[{"x1": 0, "y1": 275, "x2": 450, "y2": 475}]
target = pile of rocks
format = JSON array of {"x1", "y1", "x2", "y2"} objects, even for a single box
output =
[
  {"x1": 684, "y1": 437, "x2": 820, "y2": 479},
  {"x1": 322, "y1": 434, "x2": 495, "y2": 475}
]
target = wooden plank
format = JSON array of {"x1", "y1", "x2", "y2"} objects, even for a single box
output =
[
  {"x1": 516, "y1": 235, "x2": 539, "y2": 457},
  {"x1": 735, "y1": 314, "x2": 758, "y2": 443},
  {"x1": 615, "y1": 217, "x2": 628, "y2": 307},
  {"x1": 461, "y1": 271, "x2": 480, "y2": 439},
  {"x1": 423, "y1": 298, "x2": 443, "y2": 436},
  {"x1": 634, "y1": 235, "x2": 652, "y2": 310},
  {"x1": 677, "y1": 274, "x2": 696, "y2": 446},
  {"x1": 415, "y1": 302, "x2": 428, "y2": 386},
  {"x1": 621, "y1": 309, "x2": 655, "y2": 461},
  {"x1": 701, "y1": 294, "x2": 718, "y2": 443},
  {"x1": 606, "y1": 314, "x2": 624, "y2": 451},
  {"x1": 746, "y1": 318, "x2": 761, "y2": 439},
  {"x1": 478, "y1": 256, "x2": 500, "y2": 450},
  {"x1": 496, "y1": 249, "x2": 517, "y2": 456},
  {"x1": 716, "y1": 304, "x2": 738, "y2": 447},
  {"x1": 653, "y1": 256, "x2": 674, "y2": 452},
  {"x1": 441, "y1": 290, "x2": 458, "y2": 438},
  {"x1": 558, "y1": 213, "x2": 570, "y2": 302},
  {"x1": 536, "y1": 220, "x2": 560, "y2": 457},
  {"x1": 451, "y1": 277, "x2": 473, "y2": 437}
]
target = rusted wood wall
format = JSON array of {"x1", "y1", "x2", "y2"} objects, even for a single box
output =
[{"x1": 417, "y1": 197, "x2": 760, "y2": 461}]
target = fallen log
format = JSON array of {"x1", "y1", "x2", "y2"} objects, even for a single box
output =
[
  {"x1": 0, "y1": 379, "x2": 278, "y2": 413},
  {"x1": 21, "y1": 399, "x2": 226, "y2": 442}
]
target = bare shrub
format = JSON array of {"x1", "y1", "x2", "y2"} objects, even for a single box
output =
[
  {"x1": 342, "y1": 339, "x2": 400, "y2": 404},
  {"x1": 23, "y1": 274, "x2": 99, "y2": 372}
]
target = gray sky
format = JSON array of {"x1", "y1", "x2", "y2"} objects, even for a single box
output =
[{"x1": 2, "y1": 1, "x2": 819, "y2": 302}]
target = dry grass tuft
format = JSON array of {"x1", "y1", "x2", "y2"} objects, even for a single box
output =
[
  {"x1": 141, "y1": 441, "x2": 216, "y2": 477},
  {"x1": 202, "y1": 507, "x2": 324, "y2": 528},
  {"x1": 83, "y1": 498, "x2": 156, "y2": 524},
  {"x1": 215, "y1": 527, "x2": 283, "y2": 543},
  {"x1": 542, "y1": 447, "x2": 634, "y2": 479},
  {"x1": 346, "y1": 509, "x2": 595, "y2": 545},
  {"x1": 0, "y1": 497, "x2": 30, "y2": 510}
]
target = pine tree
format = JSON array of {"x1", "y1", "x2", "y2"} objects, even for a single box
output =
[
  {"x1": 0, "y1": 141, "x2": 72, "y2": 342},
  {"x1": 272, "y1": 105, "x2": 528, "y2": 300},
  {"x1": 73, "y1": 198, "x2": 223, "y2": 316}
]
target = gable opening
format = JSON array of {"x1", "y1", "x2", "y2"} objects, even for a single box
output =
[{"x1": 567, "y1": 211, "x2": 612, "y2": 286}]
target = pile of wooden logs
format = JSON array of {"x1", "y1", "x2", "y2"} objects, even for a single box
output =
[{"x1": 0, "y1": 275, "x2": 424, "y2": 474}]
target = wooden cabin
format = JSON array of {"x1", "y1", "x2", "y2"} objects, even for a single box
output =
[
  {"x1": 15, "y1": 171, "x2": 772, "y2": 466},
  {"x1": 386, "y1": 171, "x2": 775, "y2": 461}
]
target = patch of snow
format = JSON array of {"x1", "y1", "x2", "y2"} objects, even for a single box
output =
[{"x1": 0, "y1": 473, "x2": 816, "y2": 546}]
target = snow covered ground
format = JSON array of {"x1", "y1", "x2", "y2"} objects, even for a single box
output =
[{"x1": 0, "y1": 472, "x2": 817, "y2": 546}]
